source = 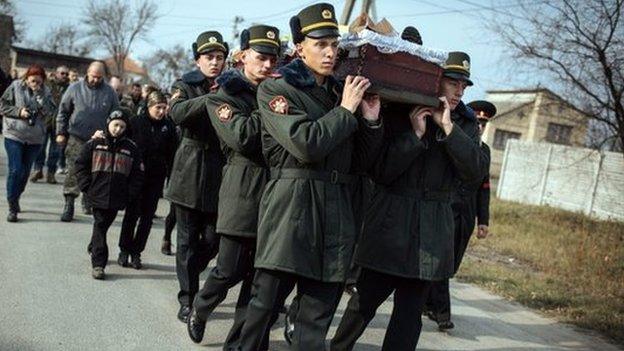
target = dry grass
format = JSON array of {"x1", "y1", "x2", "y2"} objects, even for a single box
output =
[{"x1": 457, "y1": 198, "x2": 624, "y2": 345}]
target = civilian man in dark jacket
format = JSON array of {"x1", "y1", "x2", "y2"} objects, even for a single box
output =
[
  {"x1": 75, "y1": 108, "x2": 143, "y2": 280},
  {"x1": 331, "y1": 52, "x2": 485, "y2": 351},
  {"x1": 165, "y1": 31, "x2": 228, "y2": 323},
  {"x1": 56, "y1": 61, "x2": 119, "y2": 222}
]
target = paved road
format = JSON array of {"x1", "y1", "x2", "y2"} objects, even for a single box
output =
[{"x1": 0, "y1": 136, "x2": 621, "y2": 351}]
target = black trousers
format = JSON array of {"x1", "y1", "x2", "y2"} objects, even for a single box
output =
[
  {"x1": 192, "y1": 235, "x2": 258, "y2": 350},
  {"x1": 175, "y1": 204, "x2": 220, "y2": 307},
  {"x1": 238, "y1": 269, "x2": 341, "y2": 351},
  {"x1": 89, "y1": 208, "x2": 118, "y2": 268},
  {"x1": 163, "y1": 202, "x2": 176, "y2": 242},
  {"x1": 425, "y1": 209, "x2": 475, "y2": 322},
  {"x1": 330, "y1": 268, "x2": 432, "y2": 351},
  {"x1": 119, "y1": 177, "x2": 165, "y2": 255}
]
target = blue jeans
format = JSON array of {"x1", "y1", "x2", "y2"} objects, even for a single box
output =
[
  {"x1": 4, "y1": 138, "x2": 42, "y2": 201},
  {"x1": 34, "y1": 130, "x2": 60, "y2": 173}
]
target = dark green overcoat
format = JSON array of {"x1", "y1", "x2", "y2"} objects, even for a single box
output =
[{"x1": 254, "y1": 59, "x2": 384, "y2": 283}]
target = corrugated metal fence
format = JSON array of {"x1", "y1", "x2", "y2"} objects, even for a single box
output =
[{"x1": 497, "y1": 140, "x2": 624, "y2": 221}]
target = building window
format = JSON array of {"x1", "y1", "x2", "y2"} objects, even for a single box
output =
[
  {"x1": 546, "y1": 123, "x2": 573, "y2": 145},
  {"x1": 493, "y1": 129, "x2": 521, "y2": 150}
]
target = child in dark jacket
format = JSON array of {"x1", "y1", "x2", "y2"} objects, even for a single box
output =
[{"x1": 75, "y1": 108, "x2": 144, "y2": 280}]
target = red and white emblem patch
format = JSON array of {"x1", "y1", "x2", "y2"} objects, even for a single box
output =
[
  {"x1": 216, "y1": 103, "x2": 233, "y2": 122},
  {"x1": 269, "y1": 96, "x2": 289, "y2": 115}
]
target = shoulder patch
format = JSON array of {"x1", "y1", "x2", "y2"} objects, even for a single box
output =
[
  {"x1": 216, "y1": 103, "x2": 233, "y2": 122},
  {"x1": 269, "y1": 96, "x2": 289, "y2": 115}
]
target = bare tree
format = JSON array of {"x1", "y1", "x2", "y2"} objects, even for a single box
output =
[
  {"x1": 0, "y1": 0, "x2": 26, "y2": 42},
  {"x1": 490, "y1": 0, "x2": 624, "y2": 152},
  {"x1": 31, "y1": 23, "x2": 93, "y2": 57},
  {"x1": 143, "y1": 44, "x2": 195, "y2": 90},
  {"x1": 82, "y1": 0, "x2": 158, "y2": 79}
]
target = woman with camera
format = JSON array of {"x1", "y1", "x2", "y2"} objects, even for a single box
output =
[{"x1": 0, "y1": 64, "x2": 56, "y2": 222}]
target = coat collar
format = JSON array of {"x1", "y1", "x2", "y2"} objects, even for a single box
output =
[
  {"x1": 215, "y1": 69, "x2": 255, "y2": 94},
  {"x1": 278, "y1": 59, "x2": 341, "y2": 92},
  {"x1": 181, "y1": 69, "x2": 206, "y2": 84},
  {"x1": 453, "y1": 101, "x2": 476, "y2": 121}
]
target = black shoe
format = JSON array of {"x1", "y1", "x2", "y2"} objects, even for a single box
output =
[
  {"x1": 161, "y1": 240, "x2": 173, "y2": 255},
  {"x1": 187, "y1": 309, "x2": 206, "y2": 343},
  {"x1": 7, "y1": 199, "x2": 18, "y2": 222},
  {"x1": 130, "y1": 253, "x2": 142, "y2": 269},
  {"x1": 92, "y1": 267, "x2": 105, "y2": 280},
  {"x1": 7, "y1": 211, "x2": 18, "y2": 222},
  {"x1": 61, "y1": 196, "x2": 75, "y2": 222},
  {"x1": 283, "y1": 310, "x2": 294, "y2": 345},
  {"x1": 437, "y1": 319, "x2": 455, "y2": 331},
  {"x1": 117, "y1": 252, "x2": 129, "y2": 267},
  {"x1": 15, "y1": 200, "x2": 20, "y2": 213},
  {"x1": 178, "y1": 305, "x2": 191, "y2": 323}
]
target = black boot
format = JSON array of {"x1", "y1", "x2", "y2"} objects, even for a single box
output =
[
  {"x1": 7, "y1": 199, "x2": 18, "y2": 222},
  {"x1": 61, "y1": 195, "x2": 75, "y2": 222},
  {"x1": 81, "y1": 195, "x2": 92, "y2": 215},
  {"x1": 117, "y1": 252, "x2": 129, "y2": 267},
  {"x1": 130, "y1": 253, "x2": 142, "y2": 270}
]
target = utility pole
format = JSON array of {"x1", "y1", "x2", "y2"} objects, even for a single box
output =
[{"x1": 340, "y1": 0, "x2": 376, "y2": 25}]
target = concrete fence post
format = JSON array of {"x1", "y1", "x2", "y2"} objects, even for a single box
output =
[
  {"x1": 497, "y1": 140, "x2": 513, "y2": 199},
  {"x1": 586, "y1": 152, "x2": 604, "y2": 216},
  {"x1": 538, "y1": 145, "x2": 554, "y2": 205}
]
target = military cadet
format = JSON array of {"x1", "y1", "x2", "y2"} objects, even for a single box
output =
[
  {"x1": 232, "y1": 4, "x2": 384, "y2": 350},
  {"x1": 423, "y1": 98, "x2": 494, "y2": 331},
  {"x1": 469, "y1": 100, "x2": 494, "y2": 240},
  {"x1": 330, "y1": 52, "x2": 486, "y2": 351},
  {"x1": 165, "y1": 31, "x2": 228, "y2": 323},
  {"x1": 185, "y1": 24, "x2": 280, "y2": 348}
]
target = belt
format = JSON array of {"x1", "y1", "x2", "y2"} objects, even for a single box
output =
[
  {"x1": 269, "y1": 168, "x2": 354, "y2": 184},
  {"x1": 378, "y1": 185, "x2": 452, "y2": 201}
]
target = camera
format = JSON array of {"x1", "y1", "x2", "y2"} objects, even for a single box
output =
[{"x1": 25, "y1": 99, "x2": 41, "y2": 126}]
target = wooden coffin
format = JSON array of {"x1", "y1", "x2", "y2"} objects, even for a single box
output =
[{"x1": 335, "y1": 44, "x2": 442, "y2": 107}]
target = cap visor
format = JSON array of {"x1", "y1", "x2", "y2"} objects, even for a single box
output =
[
  {"x1": 443, "y1": 72, "x2": 473, "y2": 86},
  {"x1": 305, "y1": 28, "x2": 340, "y2": 39},
  {"x1": 251, "y1": 45, "x2": 280, "y2": 56}
]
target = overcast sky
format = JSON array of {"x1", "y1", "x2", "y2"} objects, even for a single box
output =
[{"x1": 14, "y1": 0, "x2": 541, "y2": 101}]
